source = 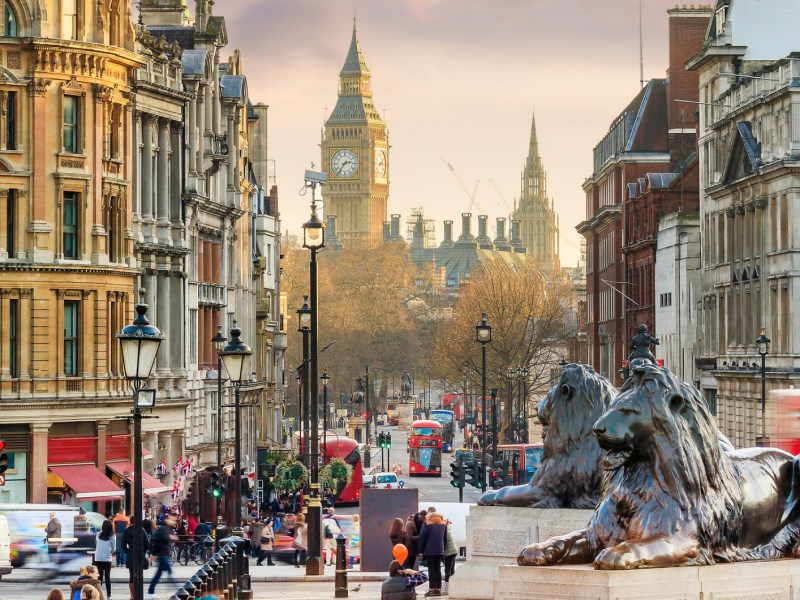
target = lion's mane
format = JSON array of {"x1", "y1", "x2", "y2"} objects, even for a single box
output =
[
  {"x1": 589, "y1": 365, "x2": 742, "y2": 564},
  {"x1": 531, "y1": 363, "x2": 617, "y2": 508}
]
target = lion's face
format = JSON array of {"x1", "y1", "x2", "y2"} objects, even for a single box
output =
[
  {"x1": 535, "y1": 387, "x2": 555, "y2": 442},
  {"x1": 593, "y1": 386, "x2": 658, "y2": 471}
]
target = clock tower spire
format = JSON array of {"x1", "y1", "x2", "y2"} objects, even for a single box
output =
[{"x1": 321, "y1": 22, "x2": 389, "y2": 246}]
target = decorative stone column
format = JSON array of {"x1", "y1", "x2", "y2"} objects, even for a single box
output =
[
  {"x1": 156, "y1": 268, "x2": 171, "y2": 376},
  {"x1": 156, "y1": 119, "x2": 171, "y2": 245},
  {"x1": 141, "y1": 114, "x2": 154, "y2": 242},
  {"x1": 30, "y1": 423, "x2": 50, "y2": 504}
]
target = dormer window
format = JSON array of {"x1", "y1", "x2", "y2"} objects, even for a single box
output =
[{"x1": 715, "y1": 7, "x2": 726, "y2": 36}]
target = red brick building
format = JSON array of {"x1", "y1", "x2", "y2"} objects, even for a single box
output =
[{"x1": 578, "y1": 5, "x2": 710, "y2": 384}]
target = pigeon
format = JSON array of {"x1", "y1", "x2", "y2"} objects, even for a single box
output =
[{"x1": 351, "y1": 584, "x2": 361, "y2": 592}]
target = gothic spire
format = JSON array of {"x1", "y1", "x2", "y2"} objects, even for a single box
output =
[{"x1": 340, "y1": 20, "x2": 370, "y2": 78}]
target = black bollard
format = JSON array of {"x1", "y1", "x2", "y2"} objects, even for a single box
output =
[
  {"x1": 207, "y1": 557, "x2": 219, "y2": 595},
  {"x1": 174, "y1": 590, "x2": 190, "y2": 600},
  {"x1": 334, "y1": 534, "x2": 348, "y2": 598},
  {"x1": 182, "y1": 579, "x2": 197, "y2": 599},
  {"x1": 190, "y1": 574, "x2": 203, "y2": 597},
  {"x1": 196, "y1": 567, "x2": 209, "y2": 595}
]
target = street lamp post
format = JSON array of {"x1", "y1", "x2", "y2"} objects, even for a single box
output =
[
  {"x1": 218, "y1": 320, "x2": 253, "y2": 531},
  {"x1": 321, "y1": 369, "x2": 330, "y2": 466},
  {"x1": 475, "y1": 313, "x2": 492, "y2": 467},
  {"x1": 297, "y1": 298, "x2": 311, "y2": 475},
  {"x1": 756, "y1": 328, "x2": 771, "y2": 447},
  {"x1": 505, "y1": 368, "x2": 515, "y2": 443},
  {"x1": 303, "y1": 175, "x2": 326, "y2": 576},
  {"x1": 211, "y1": 326, "x2": 228, "y2": 525},
  {"x1": 118, "y1": 289, "x2": 163, "y2": 600},
  {"x1": 518, "y1": 366, "x2": 528, "y2": 443},
  {"x1": 364, "y1": 366, "x2": 371, "y2": 468},
  {"x1": 490, "y1": 388, "x2": 498, "y2": 462}
]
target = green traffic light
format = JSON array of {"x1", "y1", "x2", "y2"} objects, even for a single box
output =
[{"x1": 211, "y1": 487, "x2": 222, "y2": 498}]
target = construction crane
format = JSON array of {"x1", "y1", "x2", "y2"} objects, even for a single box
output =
[
  {"x1": 442, "y1": 158, "x2": 483, "y2": 215},
  {"x1": 486, "y1": 179, "x2": 515, "y2": 214}
]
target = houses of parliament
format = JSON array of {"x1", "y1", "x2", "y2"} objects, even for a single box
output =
[{"x1": 321, "y1": 24, "x2": 560, "y2": 282}]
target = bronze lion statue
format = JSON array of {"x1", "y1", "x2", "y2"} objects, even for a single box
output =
[
  {"x1": 478, "y1": 363, "x2": 617, "y2": 508},
  {"x1": 519, "y1": 363, "x2": 800, "y2": 569}
]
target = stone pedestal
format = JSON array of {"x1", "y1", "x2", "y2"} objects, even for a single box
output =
[
  {"x1": 448, "y1": 505, "x2": 593, "y2": 600},
  {"x1": 348, "y1": 416, "x2": 366, "y2": 444},
  {"x1": 490, "y1": 560, "x2": 800, "y2": 600},
  {"x1": 397, "y1": 404, "x2": 414, "y2": 431}
]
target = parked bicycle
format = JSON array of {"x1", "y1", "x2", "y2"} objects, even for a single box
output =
[{"x1": 179, "y1": 535, "x2": 214, "y2": 565}]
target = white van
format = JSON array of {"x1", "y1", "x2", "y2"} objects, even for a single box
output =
[{"x1": 0, "y1": 514, "x2": 12, "y2": 580}]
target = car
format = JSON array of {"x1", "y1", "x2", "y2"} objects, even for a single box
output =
[
  {"x1": 370, "y1": 472, "x2": 403, "y2": 489},
  {"x1": 362, "y1": 469, "x2": 374, "y2": 488}
]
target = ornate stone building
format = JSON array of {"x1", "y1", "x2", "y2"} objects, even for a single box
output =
[
  {"x1": 321, "y1": 23, "x2": 389, "y2": 246},
  {"x1": 512, "y1": 112, "x2": 559, "y2": 273},
  {"x1": 688, "y1": 0, "x2": 800, "y2": 447}
]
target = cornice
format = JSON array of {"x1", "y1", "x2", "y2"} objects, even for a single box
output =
[
  {"x1": 0, "y1": 263, "x2": 139, "y2": 276},
  {"x1": 576, "y1": 204, "x2": 622, "y2": 235},
  {"x1": 30, "y1": 38, "x2": 146, "y2": 70}
]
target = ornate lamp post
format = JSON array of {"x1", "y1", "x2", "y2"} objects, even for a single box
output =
[
  {"x1": 303, "y1": 173, "x2": 326, "y2": 576},
  {"x1": 321, "y1": 369, "x2": 331, "y2": 465},
  {"x1": 475, "y1": 313, "x2": 492, "y2": 465},
  {"x1": 505, "y1": 367, "x2": 515, "y2": 443},
  {"x1": 518, "y1": 366, "x2": 528, "y2": 442},
  {"x1": 211, "y1": 325, "x2": 227, "y2": 525},
  {"x1": 218, "y1": 320, "x2": 252, "y2": 530},
  {"x1": 756, "y1": 328, "x2": 771, "y2": 447},
  {"x1": 118, "y1": 289, "x2": 163, "y2": 600},
  {"x1": 364, "y1": 366, "x2": 371, "y2": 468},
  {"x1": 297, "y1": 297, "x2": 311, "y2": 473}
]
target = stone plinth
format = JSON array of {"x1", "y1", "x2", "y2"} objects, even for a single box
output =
[
  {"x1": 490, "y1": 560, "x2": 800, "y2": 600},
  {"x1": 348, "y1": 416, "x2": 366, "y2": 443},
  {"x1": 448, "y1": 505, "x2": 593, "y2": 600}
]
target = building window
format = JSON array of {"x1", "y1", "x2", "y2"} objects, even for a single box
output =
[
  {"x1": 109, "y1": 104, "x2": 121, "y2": 159},
  {"x1": 210, "y1": 392, "x2": 217, "y2": 440},
  {"x1": 5, "y1": 90, "x2": 16, "y2": 149},
  {"x1": 63, "y1": 95, "x2": 79, "y2": 153},
  {"x1": 62, "y1": 0, "x2": 78, "y2": 40},
  {"x1": 4, "y1": 3, "x2": 17, "y2": 37},
  {"x1": 63, "y1": 191, "x2": 78, "y2": 259},
  {"x1": 9, "y1": 298, "x2": 18, "y2": 377},
  {"x1": 6, "y1": 189, "x2": 15, "y2": 257},
  {"x1": 64, "y1": 300, "x2": 80, "y2": 375},
  {"x1": 106, "y1": 196, "x2": 116, "y2": 262},
  {"x1": 704, "y1": 388, "x2": 717, "y2": 416}
]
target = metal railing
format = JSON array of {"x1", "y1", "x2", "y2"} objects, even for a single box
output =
[{"x1": 168, "y1": 537, "x2": 251, "y2": 600}]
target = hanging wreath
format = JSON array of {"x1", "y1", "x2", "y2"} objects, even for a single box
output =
[
  {"x1": 320, "y1": 457, "x2": 353, "y2": 492},
  {"x1": 275, "y1": 458, "x2": 308, "y2": 491}
]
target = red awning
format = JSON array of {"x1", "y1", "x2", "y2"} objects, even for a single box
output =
[
  {"x1": 49, "y1": 464, "x2": 125, "y2": 500},
  {"x1": 107, "y1": 461, "x2": 170, "y2": 495}
]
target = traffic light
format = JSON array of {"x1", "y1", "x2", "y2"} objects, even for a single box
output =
[
  {"x1": 385, "y1": 433, "x2": 392, "y2": 449},
  {"x1": 0, "y1": 440, "x2": 7, "y2": 487},
  {"x1": 450, "y1": 460, "x2": 465, "y2": 488},
  {"x1": 208, "y1": 471, "x2": 223, "y2": 499},
  {"x1": 378, "y1": 432, "x2": 386, "y2": 449},
  {"x1": 490, "y1": 460, "x2": 506, "y2": 490},
  {"x1": 466, "y1": 460, "x2": 485, "y2": 489}
]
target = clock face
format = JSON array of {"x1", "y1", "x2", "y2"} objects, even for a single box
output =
[
  {"x1": 375, "y1": 149, "x2": 387, "y2": 178},
  {"x1": 331, "y1": 149, "x2": 359, "y2": 178}
]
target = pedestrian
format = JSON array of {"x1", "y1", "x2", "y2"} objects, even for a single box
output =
[
  {"x1": 443, "y1": 518, "x2": 458, "y2": 594},
  {"x1": 121, "y1": 515, "x2": 150, "y2": 600},
  {"x1": 323, "y1": 512, "x2": 341, "y2": 566},
  {"x1": 403, "y1": 511, "x2": 424, "y2": 568},
  {"x1": 46, "y1": 590, "x2": 65, "y2": 600},
  {"x1": 112, "y1": 508, "x2": 129, "y2": 568},
  {"x1": 418, "y1": 511, "x2": 447, "y2": 597},
  {"x1": 256, "y1": 517, "x2": 275, "y2": 566},
  {"x1": 349, "y1": 514, "x2": 361, "y2": 568},
  {"x1": 147, "y1": 514, "x2": 176, "y2": 596},
  {"x1": 388, "y1": 518, "x2": 412, "y2": 569},
  {"x1": 93, "y1": 519, "x2": 115, "y2": 599},
  {"x1": 45, "y1": 512, "x2": 62, "y2": 555},
  {"x1": 380, "y1": 560, "x2": 429, "y2": 600},
  {"x1": 249, "y1": 518, "x2": 264, "y2": 558},
  {"x1": 292, "y1": 512, "x2": 307, "y2": 568},
  {"x1": 187, "y1": 514, "x2": 198, "y2": 538},
  {"x1": 69, "y1": 565, "x2": 103, "y2": 600}
]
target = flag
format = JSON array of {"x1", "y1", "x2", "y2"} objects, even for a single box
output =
[
  {"x1": 170, "y1": 458, "x2": 183, "y2": 472},
  {"x1": 180, "y1": 459, "x2": 192, "y2": 477},
  {"x1": 156, "y1": 458, "x2": 168, "y2": 475}
]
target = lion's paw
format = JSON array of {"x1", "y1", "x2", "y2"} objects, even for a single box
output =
[
  {"x1": 594, "y1": 546, "x2": 641, "y2": 570},
  {"x1": 518, "y1": 539, "x2": 566, "y2": 566}
]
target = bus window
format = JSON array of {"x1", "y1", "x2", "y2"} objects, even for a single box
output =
[
  {"x1": 525, "y1": 447, "x2": 543, "y2": 473},
  {"x1": 412, "y1": 426, "x2": 440, "y2": 437}
]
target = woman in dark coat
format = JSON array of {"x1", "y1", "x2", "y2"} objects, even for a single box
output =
[
  {"x1": 121, "y1": 515, "x2": 150, "y2": 600},
  {"x1": 418, "y1": 512, "x2": 447, "y2": 597}
]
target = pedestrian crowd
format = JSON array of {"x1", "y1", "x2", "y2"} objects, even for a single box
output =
[{"x1": 384, "y1": 506, "x2": 458, "y2": 598}]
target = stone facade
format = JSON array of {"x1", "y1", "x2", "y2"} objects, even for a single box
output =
[{"x1": 688, "y1": 0, "x2": 800, "y2": 447}]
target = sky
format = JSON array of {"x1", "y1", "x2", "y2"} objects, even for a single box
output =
[{"x1": 215, "y1": 0, "x2": 697, "y2": 267}]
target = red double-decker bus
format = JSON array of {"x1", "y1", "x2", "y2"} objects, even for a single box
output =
[
  {"x1": 298, "y1": 433, "x2": 363, "y2": 504},
  {"x1": 408, "y1": 420, "x2": 442, "y2": 477}
]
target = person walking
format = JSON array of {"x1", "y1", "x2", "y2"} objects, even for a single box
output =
[
  {"x1": 93, "y1": 520, "x2": 115, "y2": 599},
  {"x1": 249, "y1": 518, "x2": 264, "y2": 559},
  {"x1": 292, "y1": 513, "x2": 307, "y2": 568},
  {"x1": 121, "y1": 515, "x2": 149, "y2": 600},
  {"x1": 255, "y1": 518, "x2": 275, "y2": 566},
  {"x1": 111, "y1": 509, "x2": 129, "y2": 568},
  {"x1": 45, "y1": 512, "x2": 62, "y2": 555},
  {"x1": 380, "y1": 560, "x2": 429, "y2": 600},
  {"x1": 323, "y1": 513, "x2": 341, "y2": 566},
  {"x1": 418, "y1": 512, "x2": 447, "y2": 597},
  {"x1": 147, "y1": 515, "x2": 176, "y2": 597}
]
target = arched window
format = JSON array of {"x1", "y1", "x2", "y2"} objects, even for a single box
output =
[{"x1": 4, "y1": 3, "x2": 18, "y2": 37}]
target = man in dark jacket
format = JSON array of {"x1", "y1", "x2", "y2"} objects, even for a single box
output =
[
  {"x1": 380, "y1": 560, "x2": 428, "y2": 600},
  {"x1": 417, "y1": 512, "x2": 447, "y2": 597},
  {"x1": 148, "y1": 514, "x2": 176, "y2": 595}
]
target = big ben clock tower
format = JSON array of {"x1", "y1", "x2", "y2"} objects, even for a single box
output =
[{"x1": 321, "y1": 22, "x2": 389, "y2": 246}]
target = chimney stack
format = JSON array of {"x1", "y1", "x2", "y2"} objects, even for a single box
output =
[
  {"x1": 476, "y1": 215, "x2": 493, "y2": 249},
  {"x1": 390, "y1": 214, "x2": 401, "y2": 239},
  {"x1": 441, "y1": 220, "x2": 454, "y2": 247},
  {"x1": 511, "y1": 219, "x2": 526, "y2": 253},
  {"x1": 494, "y1": 217, "x2": 511, "y2": 251},
  {"x1": 382, "y1": 221, "x2": 390, "y2": 241}
]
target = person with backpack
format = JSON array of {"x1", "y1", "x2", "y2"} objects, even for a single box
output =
[
  {"x1": 323, "y1": 512, "x2": 341, "y2": 566},
  {"x1": 112, "y1": 509, "x2": 129, "y2": 567}
]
